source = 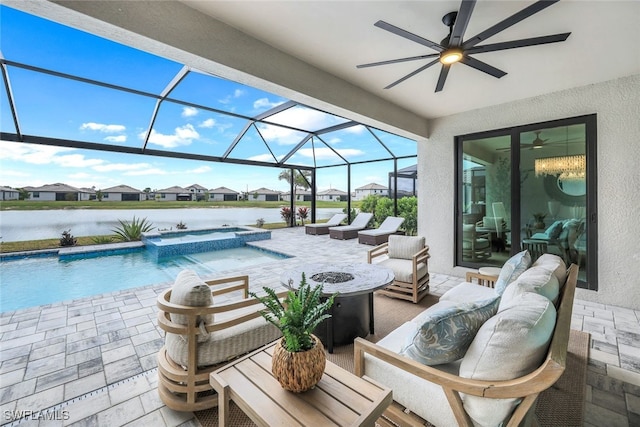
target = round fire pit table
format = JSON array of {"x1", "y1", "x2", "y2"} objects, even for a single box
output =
[{"x1": 280, "y1": 263, "x2": 394, "y2": 353}]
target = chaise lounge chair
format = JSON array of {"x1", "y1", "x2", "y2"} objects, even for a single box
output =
[
  {"x1": 328, "y1": 212, "x2": 374, "y2": 240},
  {"x1": 358, "y1": 216, "x2": 405, "y2": 245},
  {"x1": 304, "y1": 213, "x2": 347, "y2": 235}
]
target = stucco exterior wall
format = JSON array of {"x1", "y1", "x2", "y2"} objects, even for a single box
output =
[{"x1": 420, "y1": 74, "x2": 640, "y2": 310}]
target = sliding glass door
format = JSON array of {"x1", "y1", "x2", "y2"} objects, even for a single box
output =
[{"x1": 456, "y1": 115, "x2": 596, "y2": 289}]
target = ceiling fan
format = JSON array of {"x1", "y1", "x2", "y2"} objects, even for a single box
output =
[
  {"x1": 357, "y1": 0, "x2": 571, "y2": 92},
  {"x1": 496, "y1": 130, "x2": 582, "y2": 151}
]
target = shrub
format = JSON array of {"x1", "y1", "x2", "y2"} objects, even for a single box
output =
[
  {"x1": 59, "y1": 230, "x2": 77, "y2": 247},
  {"x1": 297, "y1": 206, "x2": 309, "y2": 225},
  {"x1": 256, "y1": 218, "x2": 265, "y2": 228},
  {"x1": 92, "y1": 235, "x2": 114, "y2": 244},
  {"x1": 176, "y1": 221, "x2": 187, "y2": 230},
  {"x1": 280, "y1": 206, "x2": 292, "y2": 225},
  {"x1": 112, "y1": 216, "x2": 155, "y2": 241}
]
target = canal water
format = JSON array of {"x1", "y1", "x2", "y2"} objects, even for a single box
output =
[{"x1": 0, "y1": 207, "x2": 343, "y2": 242}]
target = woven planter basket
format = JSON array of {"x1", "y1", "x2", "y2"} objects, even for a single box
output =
[{"x1": 272, "y1": 334, "x2": 326, "y2": 393}]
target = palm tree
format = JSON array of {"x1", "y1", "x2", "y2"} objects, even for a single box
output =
[{"x1": 278, "y1": 169, "x2": 311, "y2": 201}]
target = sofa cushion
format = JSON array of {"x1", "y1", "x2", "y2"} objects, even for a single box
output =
[
  {"x1": 400, "y1": 298, "x2": 499, "y2": 365},
  {"x1": 499, "y1": 266, "x2": 560, "y2": 309},
  {"x1": 494, "y1": 250, "x2": 532, "y2": 295},
  {"x1": 170, "y1": 269, "x2": 213, "y2": 327},
  {"x1": 459, "y1": 292, "x2": 557, "y2": 427},
  {"x1": 532, "y1": 253, "x2": 567, "y2": 287},
  {"x1": 387, "y1": 235, "x2": 425, "y2": 260},
  {"x1": 439, "y1": 282, "x2": 497, "y2": 304},
  {"x1": 378, "y1": 258, "x2": 427, "y2": 283}
]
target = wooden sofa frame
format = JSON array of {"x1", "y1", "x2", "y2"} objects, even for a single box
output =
[
  {"x1": 157, "y1": 275, "x2": 287, "y2": 411},
  {"x1": 354, "y1": 264, "x2": 579, "y2": 426},
  {"x1": 368, "y1": 242, "x2": 431, "y2": 303}
]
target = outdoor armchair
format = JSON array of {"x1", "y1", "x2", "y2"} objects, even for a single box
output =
[
  {"x1": 156, "y1": 270, "x2": 285, "y2": 411},
  {"x1": 367, "y1": 235, "x2": 430, "y2": 303}
]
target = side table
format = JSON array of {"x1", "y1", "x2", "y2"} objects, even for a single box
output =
[{"x1": 210, "y1": 341, "x2": 392, "y2": 426}]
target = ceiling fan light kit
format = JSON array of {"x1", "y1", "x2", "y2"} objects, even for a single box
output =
[{"x1": 358, "y1": 0, "x2": 571, "y2": 92}]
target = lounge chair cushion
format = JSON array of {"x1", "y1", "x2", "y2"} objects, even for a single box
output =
[
  {"x1": 400, "y1": 297, "x2": 499, "y2": 365},
  {"x1": 387, "y1": 235, "x2": 425, "y2": 260},
  {"x1": 459, "y1": 292, "x2": 556, "y2": 427},
  {"x1": 170, "y1": 270, "x2": 214, "y2": 338},
  {"x1": 377, "y1": 258, "x2": 427, "y2": 283},
  {"x1": 494, "y1": 250, "x2": 531, "y2": 295},
  {"x1": 499, "y1": 266, "x2": 560, "y2": 308}
]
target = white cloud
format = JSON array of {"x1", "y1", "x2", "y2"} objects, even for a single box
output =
[
  {"x1": 143, "y1": 124, "x2": 200, "y2": 148},
  {"x1": 344, "y1": 124, "x2": 366, "y2": 134},
  {"x1": 0, "y1": 143, "x2": 75, "y2": 164},
  {"x1": 188, "y1": 166, "x2": 212, "y2": 174},
  {"x1": 255, "y1": 123, "x2": 305, "y2": 146},
  {"x1": 328, "y1": 137, "x2": 341, "y2": 145},
  {"x1": 53, "y1": 154, "x2": 105, "y2": 168},
  {"x1": 253, "y1": 98, "x2": 283, "y2": 110},
  {"x1": 199, "y1": 118, "x2": 216, "y2": 128},
  {"x1": 182, "y1": 107, "x2": 198, "y2": 118},
  {"x1": 93, "y1": 163, "x2": 152, "y2": 172},
  {"x1": 247, "y1": 153, "x2": 279, "y2": 162},
  {"x1": 297, "y1": 147, "x2": 363, "y2": 160},
  {"x1": 80, "y1": 122, "x2": 126, "y2": 133},
  {"x1": 234, "y1": 89, "x2": 245, "y2": 98},
  {"x1": 104, "y1": 135, "x2": 127, "y2": 143},
  {"x1": 124, "y1": 168, "x2": 169, "y2": 176}
]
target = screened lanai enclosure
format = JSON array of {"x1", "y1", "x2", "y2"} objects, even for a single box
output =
[{"x1": 0, "y1": 5, "x2": 417, "y2": 223}]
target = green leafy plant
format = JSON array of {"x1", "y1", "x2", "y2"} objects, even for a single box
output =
[
  {"x1": 112, "y1": 216, "x2": 155, "y2": 241},
  {"x1": 91, "y1": 235, "x2": 114, "y2": 244},
  {"x1": 176, "y1": 221, "x2": 187, "y2": 230},
  {"x1": 59, "y1": 229, "x2": 77, "y2": 247},
  {"x1": 250, "y1": 273, "x2": 336, "y2": 352},
  {"x1": 256, "y1": 218, "x2": 265, "y2": 228}
]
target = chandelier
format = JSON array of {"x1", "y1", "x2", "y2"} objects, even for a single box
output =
[{"x1": 535, "y1": 154, "x2": 586, "y2": 181}]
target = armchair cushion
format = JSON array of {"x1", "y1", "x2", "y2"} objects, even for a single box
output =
[
  {"x1": 170, "y1": 270, "x2": 214, "y2": 342},
  {"x1": 387, "y1": 235, "x2": 425, "y2": 260},
  {"x1": 460, "y1": 292, "x2": 556, "y2": 426},
  {"x1": 377, "y1": 258, "x2": 427, "y2": 283},
  {"x1": 400, "y1": 298, "x2": 499, "y2": 365},
  {"x1": 494, "y1": 250, "x2": 531, "y2": 295}
]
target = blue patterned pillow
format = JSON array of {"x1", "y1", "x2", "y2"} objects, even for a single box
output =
[
  {"x1": 400, "y1": 298, "x2": 499, "y2": 365},
  {"x1": 494, "y1": 250, "x2": 532, "y2": 296}
]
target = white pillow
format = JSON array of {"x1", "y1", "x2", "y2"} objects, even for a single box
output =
[
  {"x1": 499, "y1": 266, "x2": 560, "y2": 309},
  {"x1": 494, "y1": 250, "x2": 531, "y2": 295},
  {"x1": 532, "y1": 253, "x2": 567, "y2": 287},
  {"x1": 459, "y1": 292, "x2": 556, "y2": 426},
  {"x1": 169, "y1": 270, "x2": 213, "y2": 342},
  {"x1": 400, "y1": 298, "x2": 499, "y2": 365}
]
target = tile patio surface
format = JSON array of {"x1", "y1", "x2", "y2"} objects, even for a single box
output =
[{"x1": 1, "y1": 227, "x2": 638, "y2": 426}]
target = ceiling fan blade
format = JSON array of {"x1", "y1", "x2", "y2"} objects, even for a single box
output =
[
  {"x1": 435, "y1": 64, "x2": 451, "y2": 92},
  {"x1": 449, "y1": 0, "x2": 476, "y2": 47},
  {"x1": 384, "y1": 58, "x2": 440, "y2": 89},
  {"x1": 466, "y1": 33, "x2": 571, "y2": 54},
  {"x1": 460, "y1": 56, "x2": 507, "y2": 78},
  {"x1": 357, "y1": 53, "x2": 440, "y2": 68},
  {"x1": 462, "y1": 0, "x2": 560, "y2": 48},
  {"x1": 375, "y1": 20, "x2": 445, "y2": 52}
]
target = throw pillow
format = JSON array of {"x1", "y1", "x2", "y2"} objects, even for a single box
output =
[
  {"x1": 387, "y1": 235, "x2": 425, "y2": 260},
  {"x1": 459, "y1": 292, "x2": 557, "y2": 426},
  {"x1": 494, "y1": 250, "x2": 531, "y2": 295},
  {"x1": 545, "y1": 220, "x2": 564, "y2": 239},
  {"x1": 498, "y1": 266, "x2": 560, "y2": 309},
  {"x1": 400, "y1": 297, "x2": 499, "y2": 365},
  {"x1": 169, "y1": 269, "x2": 213, "y2": 342}
]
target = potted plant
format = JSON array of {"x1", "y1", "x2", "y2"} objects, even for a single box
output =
[
  {"x1": 250, "y1": 274, "x2": 336, "y2": 392},
  {"x1": 532, "y1": 212, "x2": 547, "y2": 229}
]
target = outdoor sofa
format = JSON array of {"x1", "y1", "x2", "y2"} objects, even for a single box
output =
[{"x1": 355, "y1": 252, "x2": 577, "y2": 426}]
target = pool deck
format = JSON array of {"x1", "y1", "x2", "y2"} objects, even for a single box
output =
[{"x1": 1, "y1": 227, "x2": 639, "y2": 426}]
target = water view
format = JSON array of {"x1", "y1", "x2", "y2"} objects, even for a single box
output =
[{"x1": 0, "y1": 207, "x2": 343, "y2": 242}]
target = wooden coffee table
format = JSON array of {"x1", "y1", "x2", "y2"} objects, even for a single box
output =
[{"x1": 210, "y1": 341, "x2": 392, "y2": 426}]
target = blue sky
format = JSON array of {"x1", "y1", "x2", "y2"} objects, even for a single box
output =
[{"x1": 0, "y1": 5, "x2": 416, "y2": 193}]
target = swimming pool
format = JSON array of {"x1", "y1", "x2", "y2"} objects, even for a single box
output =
[{"x1": 0, "y1": 246, "x2": 288, "y2": 313}]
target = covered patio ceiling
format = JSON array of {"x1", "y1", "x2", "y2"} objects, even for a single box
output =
[{"x1": 0, "y1": 5, "x2": 417, "y2": 175}]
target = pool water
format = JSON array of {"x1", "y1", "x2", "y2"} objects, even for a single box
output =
[{"x1": 0, "y1": 246, "x2": 287, "y2": 313}]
